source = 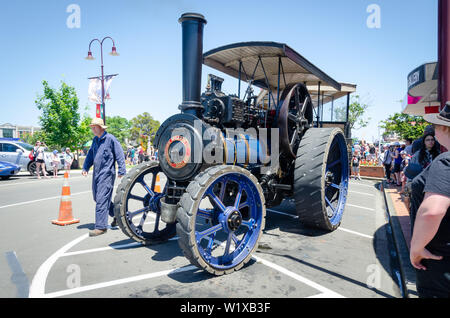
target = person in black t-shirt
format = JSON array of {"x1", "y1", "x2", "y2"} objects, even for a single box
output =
[{"x1": 410, "y1": 103, "x2": 450, "y2": 298}]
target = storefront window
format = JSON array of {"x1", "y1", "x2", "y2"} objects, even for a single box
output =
[{"x1": 2, "y1": 129, "x2": 14, "y2": 138}]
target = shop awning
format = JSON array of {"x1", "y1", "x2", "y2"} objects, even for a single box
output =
[{"x1": 403, "y1": 62, "x2": 440, "y2": 116}]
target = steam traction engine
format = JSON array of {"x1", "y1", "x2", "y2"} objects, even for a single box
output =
[{"x1": 114, "y1": 13, "x2": 352, "y2": 275}]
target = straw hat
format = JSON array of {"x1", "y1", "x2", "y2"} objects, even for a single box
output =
[
  {"x1": 89, "y1": 117, "x2": 108, "y2": 129},
  {"x1": 424, "y1": 102, "x2": 450, "y2": 127}
]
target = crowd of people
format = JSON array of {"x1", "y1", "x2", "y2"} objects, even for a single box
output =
[
  {"x1": 125, "y1": 145, "x2": 158, "y2": 166},
  {"x1": 381, "y1": 126, "x2": 441, "y2": 209},
  {"x1": 31, "y1": 140, "x2": 160, "y2": 179},
  {"x1": 31, "y1": 140, "x2": 74, "y2": 179},
  {"x1": 350, "y1": 140, "x2": 379, "y2": 180},
  {"x1": 349, "y1": 116, "x2": 450, "y2": 298}
]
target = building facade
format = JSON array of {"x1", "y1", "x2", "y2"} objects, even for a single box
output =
[{"x1": 0, "y1": 123, "x2": 41, "y2": 139}]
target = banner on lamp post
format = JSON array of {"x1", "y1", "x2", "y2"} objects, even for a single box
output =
[
  {"x1": 96, "y1": 104, "x2": 104, "y2": 119},
  {"x1": 89, "y1": 79, "x2": 102, "y2": 104},
  {"x1": 88, "y1": 75, "x2": 117, "y2": 104}
]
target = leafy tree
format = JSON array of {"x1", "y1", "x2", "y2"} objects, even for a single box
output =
[
  {"x1": 106, "y1": 116, "x2": 130, "y2": 150},
  {"x1": 333, "y1": 95, "x2": 371, "y2": 137},
  {"x1": 130, "y1": 112, "x2": 160, "y2": 149},
  {"x1": 35, "y1": 81, "x2": 81, "y2": 150},
  {"x1": 380, "y1": 113, "x2": 427, "y2": 140},
  {"x1": 77, "y1": 115, "x2": 94, "y2": 150},
  {"x1": 21, "y1": 130, "x2": 44, "y2": 146}
]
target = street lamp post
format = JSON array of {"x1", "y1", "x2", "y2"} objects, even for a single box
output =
[
  {"x1": 377, "y1": 122, "x2": 384, "y2": 157},
  {"x1": 85, "y1": 36, "x2": 119, "y2": 124}
]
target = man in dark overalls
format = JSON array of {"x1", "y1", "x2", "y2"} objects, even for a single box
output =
[{"x1": 82, "y1": 118, "x2": 126, "y2": 237}]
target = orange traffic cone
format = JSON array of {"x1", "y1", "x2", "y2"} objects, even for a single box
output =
[
  {"x1": 52, "y1": 171, "x2": 80, "y2": 226},
  {"x1": 154, "y1": 174, "x2": 161, "y2": 193}
]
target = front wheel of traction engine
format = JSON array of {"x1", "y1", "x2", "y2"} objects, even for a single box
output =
[
  {"x1": 293, "y1": 128, "x2": 349, "y2": 231},
  {"x1": 113, "y1": 161, "x2": 176, "y2": 245},
  {"x1": 176, "y1": 165, "x2": 266, "y2": 275}
]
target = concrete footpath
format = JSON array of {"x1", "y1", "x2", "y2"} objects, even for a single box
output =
[{"x1": 380, "y1": 180, "x2": 418, "y2": 298}]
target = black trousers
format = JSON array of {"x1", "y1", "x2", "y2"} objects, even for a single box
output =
[
  {"x1": 416, "y1": 258, "x2": 450, "y2": 298},
  {"x1": 384, "y1": 163, "x2": 391, "y2": 180}
]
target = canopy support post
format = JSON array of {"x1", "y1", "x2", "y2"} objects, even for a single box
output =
[
  {"x1": 259, "y1": 56, "x2": 277, "y2": 107},
  {"x1": 238, "y1": 60, "x2": 242, "y2": 99},
  {"x1": 331, "y1": 96, "x2": 335, "y2": 121},
  {"x1": 277, "y1": 56, "x2": 281, "y2": 107},
  {"x1": 345, "y1": 92, "x2": 351, "y2": 138},
  {"x1": 316, "y1": 82, "x2": 321, "y2": 127},
  {"x1": 321, "y1": 91, "x2": 324, "y2": 128}
]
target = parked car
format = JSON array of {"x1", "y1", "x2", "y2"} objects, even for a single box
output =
[
  {"x1": 0, "y1": 138, "x2": 64, "y2": 175},
  {"x1": 0, "y1": 161, "x2": 21, "y2": 180}
]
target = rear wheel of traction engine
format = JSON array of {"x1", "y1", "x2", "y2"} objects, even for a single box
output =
[
  {"x1": 293, "y1": 128, "x2": 349, "y2": 231},
  {"x1": 113, "y1": 161, "x2": 176, "y2": 245},
  {"x1": 176, "y1": 165, "x2": 266, "y2": 275}
]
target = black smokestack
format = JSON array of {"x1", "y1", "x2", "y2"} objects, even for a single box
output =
[{"x1": 178, "y1": 12, "x2": 207, "y2": 117}]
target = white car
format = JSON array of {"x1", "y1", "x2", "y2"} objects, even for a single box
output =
[{"x1": 0, "y1": 139, "x2": 65, "y2": 175}]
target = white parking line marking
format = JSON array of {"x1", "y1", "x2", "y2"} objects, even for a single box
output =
[
  {"x1": 0, "y1": 191, "x2": 91, "y2": 209},
  {"x1": 0, "y1": 185, "x2": 120, "y2": 210},
  {"x1": 0, "y1": 175, "x2": 85, "y2": 188},
  {"x1": 338, "y1": 227, "x2": 373, "y2": 239},
  {"x1": 29, "y1": 234, "x2": 89, "y2": 298},
  {"x1": 348, "y1": 191, "x2": 375, "y2": 196},
  {"x1": 252, "y1": 255, "x2": 344, "y2": 298},
  {"x1": 61, "y1": 233, "x2": 178, "y2": 257},
  {"x1": 308, "y1": 292, "x2": 333, "y2": 298},
  {"x1": 61, "y1": 242, "x2": 144, "y2": 257},
  {"x1": 33, "y1": 224, "x2": 345, "y2": 298},
  {"x1": 42, "y1": 265, "x2": 198, "y2": 298},
  {"x1": 267, "y1": 208, "x2": 373, "y2": 239},
  {"x1": 346, "y1": 204, "x2": 375, "y2": 211}
]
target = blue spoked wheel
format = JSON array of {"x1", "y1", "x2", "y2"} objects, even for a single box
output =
[
  {"x1": 293, "y1": 128, "x2": 349, "y2": 231},
  {"x1": 176, "y1": 165, "x2": 266, "y2": 275},
  {"x1": 113, "y1": 161, "x2": 176, "y2": 245}
]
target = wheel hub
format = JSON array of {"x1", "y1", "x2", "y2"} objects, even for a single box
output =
[
  {"x1": 220, "y1": 207, "x2": 243, "y2": 232},
  {"x1": 227, "y1": 211, "x2": 242, "y2": 231},
  {"x1": 325, "y1": 171, "x2": 334, "y2": 185},
  {"x1": 145, "y1": 192, "x2": 163, "y2": 214}
]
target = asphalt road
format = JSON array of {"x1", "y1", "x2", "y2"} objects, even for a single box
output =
[{"x1": 0, "y1": 170, "x2": 402, "y2": 298}]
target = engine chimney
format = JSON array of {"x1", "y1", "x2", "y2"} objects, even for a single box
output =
[{"x1": 178, "y1": 12, "x2": 207, "y2": 117}]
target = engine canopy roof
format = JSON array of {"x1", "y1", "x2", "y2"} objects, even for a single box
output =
[{"x1": 203, "y1": 41, "x2": 343, "y2": 92}]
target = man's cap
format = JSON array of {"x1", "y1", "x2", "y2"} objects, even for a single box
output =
[
  {"x1": 89, "y1": 117, "x2": 108, "y2": 129},
  {"x1": 423, "y1": 102, "x2": 450, "y2": 127}
]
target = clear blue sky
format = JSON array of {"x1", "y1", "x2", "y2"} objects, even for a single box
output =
[{"x1": 0, "y1": 0, "x2": 438, "y2": 141}]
